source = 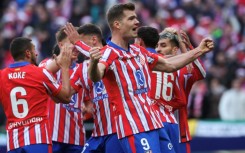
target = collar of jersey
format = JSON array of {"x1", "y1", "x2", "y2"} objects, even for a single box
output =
[
  {"x1": 9, "y1": 61, "x2": 30, "y2": 68},
  {"x1": 107, "y1": 41, "x2": 130, "y2": 52},
  {"x1": 146, "y1": 47, "x2": 157, "y2": 54}
]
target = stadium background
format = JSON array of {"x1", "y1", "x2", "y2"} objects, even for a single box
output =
[{"x1": 0, "y1": 0, "x2": 244, "y2": 152}]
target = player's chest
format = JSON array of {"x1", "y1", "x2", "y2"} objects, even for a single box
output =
[{"x1": 115, "y1": 52, "x2": 146, "y2": 69}]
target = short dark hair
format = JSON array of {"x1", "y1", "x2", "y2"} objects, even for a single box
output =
[
  {"x1": 107, "y1": 2, "x2": 135, "y2": 29},
  {"x1": 55, "y1": 27, "x2": 67, "y2": 43},
  {"x1": 159, "y1": 32, "x2": 179, "y2": 47},
  {"x1": 137, "y1": 26, "x2": 159, "y2": 48},
  {"x1": 10, "y1": 37, "x2": 32, "y2": 61},
  {"x1": 77, "y1": 23, "x2": 103, "y2": 43}
]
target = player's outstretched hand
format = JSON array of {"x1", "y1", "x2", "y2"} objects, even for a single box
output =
[
  {"x1": 89, "y1": 47, "x2": 102, "y2": 64},
  {"x1": 58, "y1": 42, "x2": 73, "y2": 69},
  {"x1": 64, "y1": 22, "x2": 80, "y2": 44},
  {"x1": 197, "y1": 38, "x2": 214, "y2": 54}
]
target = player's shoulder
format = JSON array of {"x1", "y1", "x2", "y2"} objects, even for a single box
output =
[
  {"x1": 38, "y1": 58, "x2": 52, "y2": 68},
  {"x1": 100, "y1": 45, "x2": 111, "y2": 52},
  {"x1": 131, "y1": 44, "x2": 145, "y2": 51},
  {"x1": 26, "y1": 64, "x2": 50, "y2": 77}
]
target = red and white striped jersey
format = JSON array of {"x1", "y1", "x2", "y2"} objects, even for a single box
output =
[
  {"x1": 39, "y1": 59, "x2": 86, "y2": 146},
  {"x1": 0, "y1": 62, "x2": 61, "y2": 151},
  {"x1": 98, "y1": 42, "x2": 163, "y2": 139},
  {"x1": 75, "y1": 41, "x2": 91, "y2": 58},
  {"x1": 176, "y1": 59, "x2": 206, "y2": 142},
  {"x1": 70, "y1": 60, "x2": 117, "y2": 137},
  {"x1": 150, "y1": 70, "x2": 185, "y2": 124}
]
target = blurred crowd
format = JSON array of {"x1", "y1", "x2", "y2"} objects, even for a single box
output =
[{"x1": 0, "y1": 0, "x2": 245, "y2": 130}]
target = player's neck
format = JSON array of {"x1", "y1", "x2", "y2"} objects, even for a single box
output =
[
  {"x1": 15, "y1": 59, "x2": 31, "y2": 64},
  {"x1": 111, "y1": 36, "x2": 129, "y2": 51}
]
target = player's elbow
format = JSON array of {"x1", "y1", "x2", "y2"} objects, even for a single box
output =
[
  {"x1": 55, "y1": 89, "x2": 72, "y2": 104},
  {"x1": 63, "y1": 91, "x2": 72, "y2": 104},
  {"x1": 58, "y1": 95, "x2": 71, "y2": 104},
  {"x1": 89, "y1": 72, "x2": 102, "y2": 82},
  {"x1": 62, "y1": 96, "x2": 71, "y2": 104}
]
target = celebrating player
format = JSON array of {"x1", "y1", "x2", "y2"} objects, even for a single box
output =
[
  {"x1": 39, "y1": 27, "x2": 86, "y2": 153},
  {"x1": 88, "y1": 2, "x2": 213, "y2": 153},
  {"x1": 156, "y1": 28, "x2": 207, "y2": 153},
  {"x1": 64, "y1": 23, "x2": 124, "y2": 153},
  {"x1": 0, "y1": 37, "x2": 71, "y2": 153}
]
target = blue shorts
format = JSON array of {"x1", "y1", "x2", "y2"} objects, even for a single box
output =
[
  {"x1": 52, "y1": 141, "x2": 83, "y2": 153},
  {"x1": 162, "y1": 122, "x2": 180, "y2": 153},
  {"x1": 8, "y1": 144, "x2": 52, "y2": 153},
  {"x1": 120, "y1": 128, "x2": 175, "y2": 153},
  {"x1": 179, "y1": 141, "x2": 191, "y2": 153},
  {"x1": 81, "y1": 134, "x2": 124, "y2": 153}
]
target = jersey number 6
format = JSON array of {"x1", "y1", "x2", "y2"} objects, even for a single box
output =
[{"x1": 10, "y1": 87, "x2": 28, "y2": 118}]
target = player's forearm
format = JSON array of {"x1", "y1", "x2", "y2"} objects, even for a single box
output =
[
  {"x1": 179, "y1": 39, "x2": 188, "y2": 53},
  {"x1": 165, "y1": 48, "x2": 203, "y2": 72},
  {"x1": 88, "y1": 61, "x2": 103, "y2": 82}
]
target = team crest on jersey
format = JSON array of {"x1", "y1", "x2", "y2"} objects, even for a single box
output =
[
  {"x1": 92, "y1": 81, "x2": 108, "y2": 102},
  {"x1": 94, "y1": 81, "x2": 105, "y2": 94},
  {"x1": 70, "y1": 94, "x2": 77, "y2": 105},
  {"x1": 135, "y1": 70, "x2": 145, "y2": 86}
]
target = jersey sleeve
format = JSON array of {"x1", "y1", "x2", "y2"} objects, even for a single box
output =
[
  {"x1": 41, "y1": 68, "x2": 62, "y2": 96},
  {"x1": 39, "y1": 58, "x2": 53, "y2": 68},
  {"x1": 192, "y1": 58, "x2": 206, "y2": 81},
  {"x1": 99, "y1": 46, "x2": 119, "y2": 73},
  {"x1": 75, "y1": 41, "x2": 91, "y2": 58}
]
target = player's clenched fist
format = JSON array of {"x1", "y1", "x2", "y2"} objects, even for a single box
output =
[
  {"x1": 197, "y1": 37, "x2": 214, "y2": 54},
  {"x1": 89, "y1": 47, "x2": 102, "y2": 64}
]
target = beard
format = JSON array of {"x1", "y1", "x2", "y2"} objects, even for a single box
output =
[{"x1": 31, "y1": 55, "x2": 38, "y2": 66}]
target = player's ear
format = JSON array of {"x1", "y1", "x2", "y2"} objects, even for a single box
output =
[
  {"x1": 135, "y1": 38, "x2": 144, "y2": 47},
  {"x1": 25, "y1": 50, "x2": 31, "y2": 58},
  {"x1": 114, "y1": 20, "x2": 121, "y2": 29}
]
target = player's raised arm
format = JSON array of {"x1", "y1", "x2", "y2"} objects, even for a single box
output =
[
  {"x1": 64, "y1": 22, "x2": 91, "y2": 58},
  {"x1": 154, "y1": 37, "x2": 214, "y2": 72},
  {"x1": 88, "y1": 47, "x2": 105, "y2": 82},
  {"x1": 55, "y1": 42, "x2": 73, "y2": 103}
]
